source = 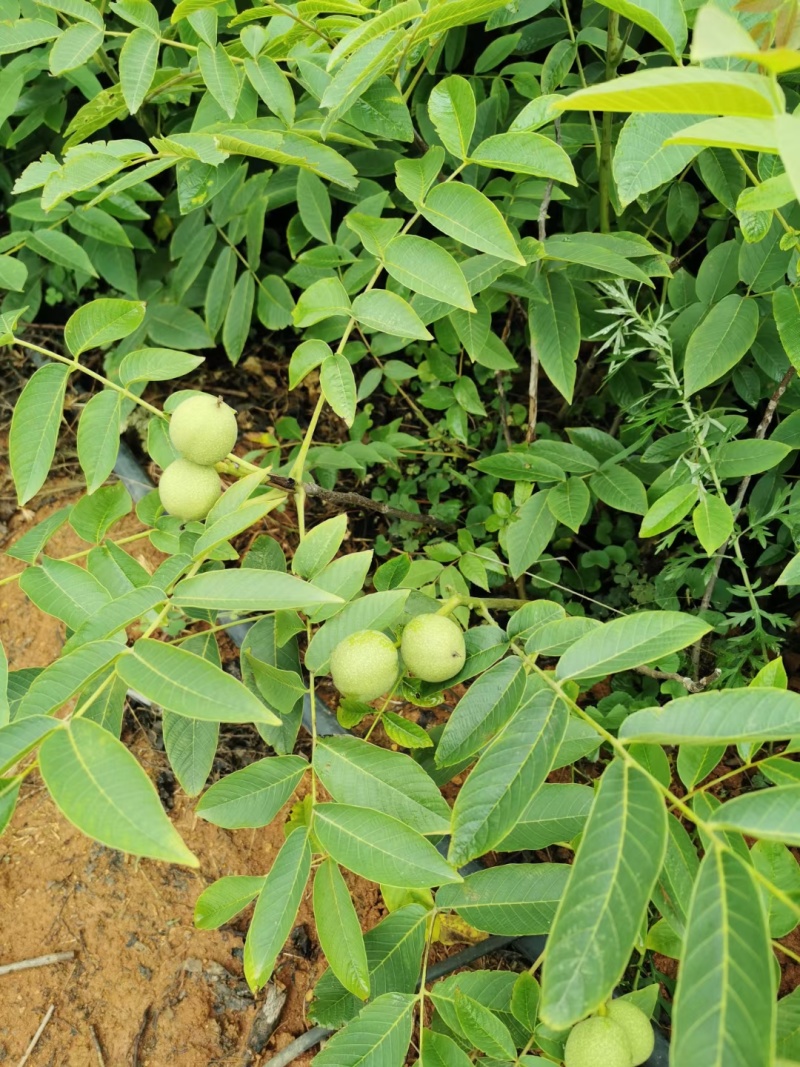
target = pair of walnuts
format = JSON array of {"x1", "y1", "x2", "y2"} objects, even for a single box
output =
[
  {"x1": 159, "y1": 394, "x2": 238, "y2": 521},
  {"x1": 565, "y1": 1000, "x2": 655, "y2": 1067},
  {"x1": 330, "y1": 614, "x2": 467, "y2": 699}
]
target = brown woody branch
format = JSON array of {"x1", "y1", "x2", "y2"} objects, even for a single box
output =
[
  {"x1": 635, "y1": 664, "x2": 721, "y2": 693},
  {"x1": 264, "y1": 474, "x2": 455, "y2": 531}
]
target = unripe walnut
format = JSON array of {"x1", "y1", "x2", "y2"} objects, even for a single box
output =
[
  {"x1": 169, "y1": 393, "x2": 238, "y2": 465},
  {"x1": 564, "y1": 1016, "x2": 633, "y2": 1067},
  {"x1": 330, "y1": 630, "x2": 400, "y2": 703},
  {"x1": 158, "y1": 458, "x2": 221, "y2": 522},
  {"x1": 607, "y1": 1001, "x2": 654, "y2": 1066},
  {"x1": 400, "y1": 614, "x2": 466, "y2": 683}
]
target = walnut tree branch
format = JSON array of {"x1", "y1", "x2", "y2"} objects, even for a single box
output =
[
  {"x1": 263, "y1": 474, "x2": 455, "y2": 531},
  {"x1": 635, "y1": 664, "x2": 721, "y2": 694}
]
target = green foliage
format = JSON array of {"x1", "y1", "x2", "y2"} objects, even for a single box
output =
[{"x1": 4, "y1": 0, "x2": 800, "y2": 1063}]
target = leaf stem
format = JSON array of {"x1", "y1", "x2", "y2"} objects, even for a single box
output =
[
  {"x1": 70, "y1": 670, "x2": 118, "y2": 721},
  {"x1": 258, "y1": 0, "x2": 334, "y2": 43},
  {"x1": 731, "y1": 149, "x2": 792, "y2": 234},
  {"x1": 170, "y1": 615, "x2": 268, "y2": 643},
  {"x1": 401, "y1": 43, "x2": 437, "y2": 103},
  {"x1": 308, "y1": 668, "x2": 318, "y2": 804},
  {"x1": 598, "y1": 11, "x2": 620, "y2": 234},
  {"x1": 560, "y1": 0, "x2": 601, "y2": 156},
  {"x1": 416, "y1": 905, "x2": 438, "y2": 1039},
  {"x1": 139, "y1": 558, "x2": 203, "y2": 639},
  {"x1": 512, "y1": 646, "x2": 800, "y2": 920},
  {"x1": 13, "y1": 332, "x2": 267, "y2": 480},
  {"x1": 362, "y1": 678, "x2": 402, "y2": 741},
  {"x1": 13, "y1": 337, "x2": 166, "y2": 420},
  {"x1": 0, "y1": 530, "x2": 151, "y2": 589},
  {"x1": 774, "y1": 939, "x2": 800, "y2": 965},
  {"x1": 212, "y1": 221, "x2": 273, "y2": 300}
]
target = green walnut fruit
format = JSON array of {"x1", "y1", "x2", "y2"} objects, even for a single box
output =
[
  {"x1": 564, "y1": 1016, "x2": 633, "y2": 1067},
  {"x1": 608, "y1": 1001, "x2": 654, "y2": 1066},
  {"x1": 330, "y1": 630, "x2": 400, "y2": 702},
  {"x1": 158, "y1": 458, "x2": 221, "y2": 522},
  {"x1": 400, "y1": 613, "x2": 466, "y2": 683},
  {"x1": 169, "y1": 393, "x2": 238, "y2": 465}
]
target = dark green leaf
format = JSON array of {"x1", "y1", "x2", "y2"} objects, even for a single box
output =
[
  {"x1": 436, "y1": 657, "x2": 526, "y2": 767},
  {"x1": 420, "y1": 183, "x2": 525, "y2": 264},
  {"x1": 314, "y1": 992, "x2": 415, "y2": 1067},
  {"x1": 448, "y1": 689, "x2": 567, "y2": 865},
  {"x1": 529, "y1": 272, "x2": 580, "y2": 403},
  {"x1": 621, "y1": 688, "x2": 800, "y2": 744},
  {"x1": 540, "y1": 760, "x2": 668, "y2": 1028},
  {"x1": 428, "y1": 75, "x2": 476, "y2": 158},
  {"x1": 384, "y1": 235, "x2": 474, "y2": 311},
  {"x1": 69, "y1": 482, "x2": 132, "y2": 543},
  {"x1": 65, "y1": 298, "x2": 145, "y2": 356},
  {"x1": 77, "y1": 390, "x2": 122, "y2": 494},
  {"x1": 222, "y1": 273, "x2": 254, "y2": 365},
  {"x1": 119, "y1": 26, "x2": 158, "y2": 112},
  {"x1": 683, "y1": 295, "x2": 759, "y2": 396},
  {"x1": 455, "y1": 989, "x2": 516, "y2": 1060},
  {"x1": 312, "y1": 905, "x2": 428, "y2": 1028},
  {"x1": 671, "y1": 849, "x2": 773, "y2": 1067},
  {"x1": 556, "y1": 611, "x2": 712, "y2": 681},
  {"x1": 314, "y1": 858, "x2": 370, "y2": 999},
  {"x1": 314, "y1": 735, "x2": 451, "y2": 835}
]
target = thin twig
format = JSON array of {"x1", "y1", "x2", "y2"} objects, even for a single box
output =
[
  {"x1": 635, "y1": 664, "x2": 721, "y2": 693},
  {"x1": 526, "y1": 340, "x2": 540, "y2": 444},
  {"x1": 131, "y1": 1005, "x2": 151, "y2": 1067},
  {"x1": 263, "y1": 474, "x2": 455, "y2": 531},
  {"x1": 89, "y1": 1025, "x2": 106, "y2": 1067},
  {"x1": 496, "y1": 299, "x2": 519, "y2": 449},
  {"x1": 598, "y1": 12, "x2": 620, "y2": 234},
  {"x1": 17, "y1": 1004, "x2": 54, "y2": 1067},
  {"x1": 692, "y1": 367, "x2": 796, "y2": 674},
  {"x1": 558, "y1": 343, "x2": 600, "y2": 422},
  {"x1": 0, "y1": 951, "x2": 75, "y2": 977},
  {"x1": 495, "y1": 372, "x2": 514, "y2": 449},
  {"x1": 526, "y1": 118, "x2": 561, "y2": 444}
]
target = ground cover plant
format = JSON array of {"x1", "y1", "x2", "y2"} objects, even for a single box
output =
[{"x1": 3, "y1": 0, "x2": 800, "y2": 1063}]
